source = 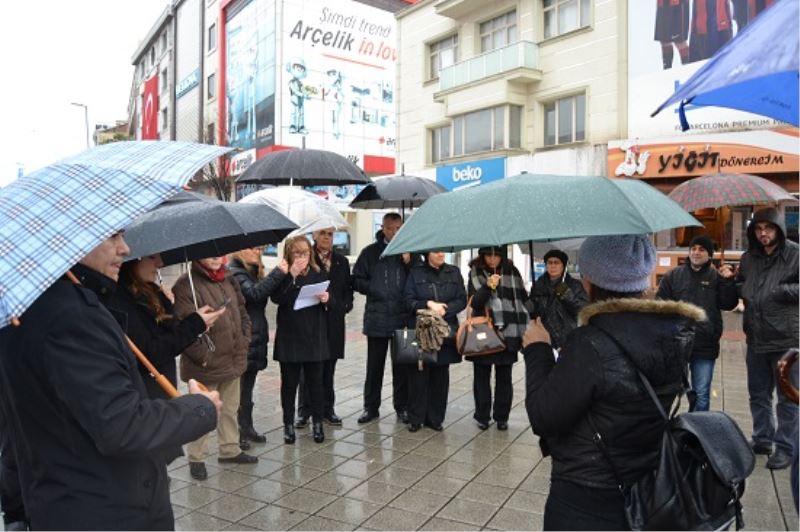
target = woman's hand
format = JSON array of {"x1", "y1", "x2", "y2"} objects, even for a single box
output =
[
  {"x1": 277, "y1": 259, "x2": 289, "y2": 274},
  {"x1": 196, "y1": 305, "x2": 226, "y2": 329},
  {"x1": 486, "y1": 274, "x2": 501, "y2": 290},
  {"x1": 290, "y1": 257, "x2": 308, "y2": 277},
  {"x1": 317, "y1": 292, "x2": 329, "y2": 304},
  {"x1": 427, "y1": 300, "x2": 447, "y2": 316},
  {"x1": 522, "y1": 317, "x2": 551, "y2": 348}
]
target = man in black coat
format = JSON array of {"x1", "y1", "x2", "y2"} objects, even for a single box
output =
[
  {"x1": 296, "y1": 228, "x2": 354, "y2": 426},
  {"x1": 352, "y1": 213, "x2": 415, "y2": 423},
  {"x1": 0, "y1": 232, "x2": 221, "y2": 530},
  {"x1": 736, "y1": 207, "x2": 799, "y2": 470},
  {"x1": 656, "y1": 235, "x2": 737, "y2": 412}
]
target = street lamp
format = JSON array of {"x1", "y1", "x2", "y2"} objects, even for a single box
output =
[{"x1": 70, "y1": 102, "x2": 90, "y2": 149}]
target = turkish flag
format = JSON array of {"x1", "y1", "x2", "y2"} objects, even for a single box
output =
[{"x1": 141, "y1": 74, "x2": 159, "y2": 140}]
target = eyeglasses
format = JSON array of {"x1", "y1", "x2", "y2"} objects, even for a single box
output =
[{"x1": 292, "y1": 250, "x2": 310, "y2": 257}]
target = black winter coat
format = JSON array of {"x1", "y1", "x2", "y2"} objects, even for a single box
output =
[
  {"x1": 271, "y1": 268, "x2": 331, "y2": 364},
  {"x1": 229, "y1": 258, "x2": 285, "y2": 371},
  {"x1": 523, "y1": 298, "x2": 704, "y2": 490},
  {"x1": 656, "y1": 260, "x2": 738, "y2": 359},
  {"x1": 352, "y1": 231, "x2": 415, "y2": 337},
  {"x1": 737, "y1": 208, "x2": 799, "y2": 354},
  {"x1": 315, "y1": 247, "x2": 354, "y2": 359},
  {"x1": 403, "y1": 262, "x2": 467, "y2": 366},
  {"x1": 530, "y1": 273, "x2": 588, "y2": 349},
  {"x1": 0, "y1": 265, "x2": 217, "y2": 530}
]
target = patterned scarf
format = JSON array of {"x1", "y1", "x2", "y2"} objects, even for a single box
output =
[{"x1": 468, "y1": 264, "x2": 532, "y2": 340}]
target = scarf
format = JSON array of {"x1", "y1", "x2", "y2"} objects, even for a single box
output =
[
  {"x1": 468, "y1": 264, "x2": 532, "y2": 340},
  {"x1": 316, "y1": 248, "x2": 332, "y2": 272},
  {"x1": 197, "y1": 262, "x2": 226, "y2": 283}
]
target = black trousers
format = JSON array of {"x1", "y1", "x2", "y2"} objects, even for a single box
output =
[
  {"x1": 240, "y1": 367, "x2": 258, "y2": 410},
  {"x1": 297, "y1": 359, "x2": 337, "y2": 418},
  {"x1": 543, "y1": 479, "x2": 628, "y2": 531},
  {"x1": 364, "y1": 336, "x2": 409, "y2": 414},
  {"x1": 0, "y1": 425, "x2": 26, "y2": 525},
  {"x1": 407, "y1": 364, "x2": 449, "y2": 427},
  {"x1": 280, "y1": 361, "x2": 323, "y2": 426},
  {"x1": 473, "y1": 363, "x2": 513, "y2": 423}
]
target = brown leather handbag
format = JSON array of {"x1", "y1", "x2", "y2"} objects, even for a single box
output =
[{"x1": 456, "y1": 296, "x2": 506, "y2": 357}]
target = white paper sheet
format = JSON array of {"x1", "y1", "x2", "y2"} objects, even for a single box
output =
[{"x1": 293, "y1": 280, "x2": 330, "y2": 310}]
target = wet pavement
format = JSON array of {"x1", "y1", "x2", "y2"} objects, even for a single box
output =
[{"x1": 159, "y1": 295, "x2": 798, "y2": 531}]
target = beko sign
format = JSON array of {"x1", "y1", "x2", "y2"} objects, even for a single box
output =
[{"x1": 436, "y1": 157, "x2": 505, "y2": 191}]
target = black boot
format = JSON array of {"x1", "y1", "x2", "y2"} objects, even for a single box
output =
[
  {"x1": 283, "y1": 425, "x2": 296, "y2": 444},
  {"x1": 312, "y1": 422, "x2": 325, "y2": 443},
  {"x1": 239, "y1": 403, "x2": 267, "y2": 443}
]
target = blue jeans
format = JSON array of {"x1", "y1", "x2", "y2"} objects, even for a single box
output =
[
  {"x1": 745, "y1": 347, "x2": 799, "y2": 455},
  {"x1": 690, "y1": 358, "x2": 716, "y2": 411}
]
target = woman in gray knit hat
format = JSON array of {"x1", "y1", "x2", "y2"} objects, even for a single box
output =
[{"x1": 520, "y1": 234, "x2": 705, "y2": 530}]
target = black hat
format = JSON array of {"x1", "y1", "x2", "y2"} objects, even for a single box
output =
[
  {"x1": 689, "y1": 235, "x2": 715, "y2": 256},
  {"x1": 478, "y1": 246, "x2": 504, "y2": 256},
  {"x1": 543, "y1": 249, "x2": 568, "y2": 266}
]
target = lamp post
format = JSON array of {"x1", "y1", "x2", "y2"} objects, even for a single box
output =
[{"x1": 70, "y1": 102, "x2": 90, "y2": 149}]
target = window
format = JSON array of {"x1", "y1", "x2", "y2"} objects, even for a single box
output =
[
  {"x1": 208, "y1": 23, "x2": 217, "y2": 51},
  {"x1": 160, "y1": 108, "x2": 168, "y2": 131},
  {"x1": 543, "y1": 94, "x2": 585, "y2": 146},
  {"x1": 160, "y1": 67, "x2": 168, "y2": 92},
  {"x1": 149, "y1": 47, "x2": 155, "y2": 66},
  {"x1": 543, "y1": 0, "x2": 591, "y2": 39},
  {"x1": 431, "y1": 105, "x2": 523, "y2": 162},
  {"x1": 160, "y1": 33, "x2": 168, "y2": 54},
  {"x1": 479, "y1": 10, "x2": 517, "y2": 52},
  {"x1": 429, "y1": 34, "x2": 457, "y2": 79},
  {"x1": 206, "y1": 123, "x2": 215, "y2": 145},
  {"x1": 207, "y1": 73, "x2": 216, "y2": 99},
  {"x1": 431, "y1": 125, "x2": 451, "y2": 163}
]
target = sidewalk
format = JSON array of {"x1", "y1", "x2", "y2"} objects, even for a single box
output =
[{"x1": 152, "y1": 296, "x2": 798, "y2": 531}]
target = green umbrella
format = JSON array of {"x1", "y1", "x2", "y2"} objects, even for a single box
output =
[{"x1": 383, "y1": 173, "x2": 701, "y2": 255}]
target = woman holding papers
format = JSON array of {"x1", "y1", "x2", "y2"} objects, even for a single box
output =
[{"x1": 271, "y1": 235, "x2": 331, "y2": 444}]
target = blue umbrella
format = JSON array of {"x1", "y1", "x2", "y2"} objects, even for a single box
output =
[
  {"x1": 0, "y1": 141, "x2": 232, "y2": 328},
  {"x1": 652, "y1": 0, "x2": 799, "y2": 130}
]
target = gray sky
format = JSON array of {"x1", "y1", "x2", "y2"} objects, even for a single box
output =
[{"x1": 0, "y1": 0, "x2": 171, "y2": 186}]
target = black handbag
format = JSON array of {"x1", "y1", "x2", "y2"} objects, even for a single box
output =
[
  {"x1": 391, "y1": 328, "x2": 437, "y2": 370},
  {"x1": 456, "y1": 296, "x2": 506, "y2": 357}
]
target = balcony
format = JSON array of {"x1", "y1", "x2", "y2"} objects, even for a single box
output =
[
  {"x1": 434, "y1": 0, "x2": 484, "y2": 19},
  {"x1": 435, "y1": 41, "x2": 541, "y2": 100}
]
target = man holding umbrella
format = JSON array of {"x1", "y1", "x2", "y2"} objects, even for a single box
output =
[{"x1": 0, "y1": 232, "x2": 222, "y2": 529}]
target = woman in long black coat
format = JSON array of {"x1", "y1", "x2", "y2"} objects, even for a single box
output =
[
  {"x1": 530, "y1": 249, "x2": 588, "y2": 350},
  {"x1": 271, "y1": 236, "x2": 331, "y2": 444},
  {"x1": 467, "y1": 247, "x2": 533, "y2": 431},
  {"x1": 403, "y1": 251, "x2": 467, "y2": 432}
]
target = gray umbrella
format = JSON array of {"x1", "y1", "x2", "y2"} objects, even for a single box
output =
[
  {"x1": 236, "y1": 148, "x2": 370, "y2": 186},
  {"x1": 124, "y1": 191, "x2": 298, "y2": 266},
  {"x1": 349, "y1": 174, "x2": 447, "y2": 210}
]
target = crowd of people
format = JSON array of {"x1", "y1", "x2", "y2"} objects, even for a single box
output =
[{"x1": 0, "y1": 208, "x2": 796, "y2": 529}]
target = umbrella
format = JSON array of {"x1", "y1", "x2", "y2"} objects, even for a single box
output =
[
  {"x1": 349, "y1": 174, "x2": 447, "y2": 213},
  {"x1": 0, "y1": 141, "x2": 231, "y2": 329},
  {"x1": 124, "y1": 191, "x2": 298, "y2": 267},
  {"x1": 238, "y1": 187, "x2": 349, "y2": 237},
  {"x1": 236, "y1": 148, "x2": 371, "y2": 186},
  {"x1": 651, "y1": 0, "x2": 799, "y2": 130},
  {"x1": 382, "y1": 173, "x2": 701, "y2": 256}
]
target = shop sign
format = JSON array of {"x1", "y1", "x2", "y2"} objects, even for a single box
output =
[
  {"x1": 229, "y1": 148, "x2": 256, "y2": 176},
  {"x1": 436, "y1": 157, "x2": 505, "y2": 191},
  {"x1": 176, "y1": 69, "x2": 200, "y2": 99}
]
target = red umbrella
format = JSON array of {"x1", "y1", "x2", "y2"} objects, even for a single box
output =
[{"x1": 668, "y1": 172, "x2": 796, "y2": 212}]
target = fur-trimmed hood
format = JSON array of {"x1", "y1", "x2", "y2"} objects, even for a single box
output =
[{"x1": 578, "y1": 298, "x2": 706, "y2": 327}]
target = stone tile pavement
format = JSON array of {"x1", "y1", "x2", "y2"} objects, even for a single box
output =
[{"x1": 159, "y1": 295, "x2": 798, "y2": 531}]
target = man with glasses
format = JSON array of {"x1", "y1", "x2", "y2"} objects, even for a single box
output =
[{"x1": 737, "y1": 208, "x2": 799, "y2": 470}]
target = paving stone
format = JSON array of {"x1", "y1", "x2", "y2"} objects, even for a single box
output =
[
  {"x1": 234, "y1": 479, "x2": 297, "y2": 503},
  {"x1": 333, "y1": 458, "x2": 386, "y2": 478},
  {"x1": 273, "y1": 487, "x2": 338, "y2": 514},
  {"x1": 175, "y1": 512, "x2": 233, "y2": 531},
  {"x1": 267, "y1": 464, "x2": 326, "y2": 487},
  {"x1": 197, "y1": 493, "x2": 266, "y2": 522},
  {"x1": 414, "y1": 472, "x2": 468, "y2": 497},
  {"x1": 487, "y1": 507, "x2": 543, "y2": 531},
  {"x1": 370, "y1": 465, "x2": 428, "y2": 488},
  {"x1": 170, "y1": 484, "x2": 227, "y2": 510},
  {"x1": 303, "y1": 471, "x2": 365, "y2": 495},
  {"x1": 419, "y1": 517, "x2": 482, "y2": 531},
  {"x1": 388, "y1": 487, "x2": 451, "y2": 516},
  {"x1": 458, "y1": 481, "x2": 514, "y2": 507},
  {"x1": 435, "y1": 497, "x2": 498, "y2": 527},
  {"x1": 345, "y1": 480, "x2": 406, "y2": 506},
  {"x1": 504, "y1": 489, "x2": 548, "y2": 513},
  {"x1": 291, "y1": 515, "x2": 356, "y2": 531},
  {"x1": 317, "y1": 496, "x2": 383, "y2": 525},
  {"x1": 362, "y1": 506, "x2": 429, "y2": 531},
  {"x1": 238, "y1": 505, "x2": 309, "y2": 530}
]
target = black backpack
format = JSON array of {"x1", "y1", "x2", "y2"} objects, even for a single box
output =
[{"x1": 590, "y1": 330, "x2": 755, "y2": 531}]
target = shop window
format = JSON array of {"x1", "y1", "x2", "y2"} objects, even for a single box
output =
[
  {"x1": 429, "y1": 34, "x2": 458, "y2": 80},
  {"x1": 543, "y1": 0, "x2": 591, "y2": 39},
  {"x1": 480, "y1": 10, "x2": 517, "y2": 53},
  {"x1": 208, "y1": 23, "x2": 217, "y2": 51},
  {"x1": 543, "y1": 94, "x2": 585, "y2": 146}
]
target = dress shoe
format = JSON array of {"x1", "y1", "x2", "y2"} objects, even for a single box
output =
[
  {"x1": 408, "y1": 423, "x2": 422, "y2": 433},
  {"x1": 766, "y1": 449, "x2": 792, "y2": 470},
  {"x1": 294, "y1": 416, "x2": 309, "y2": 429},
  {"x1": 425, "y1": 422, "x2": 443, "y2": 432},
  {"x1": 324, "y1": 412, "x2": 343, "y2": 426},
  {"x1": 218, "y1": 452, "x2": 258, "y2": 464},
  {"x1": 357, "y1": 410, "x2": 379, "y2": 424},
  {"x1": 396, "y1": 410, "x2": 410, "y2": 424},
  {"x1": 239, "y1": 437, "x2": 251, "y2": 451},
  {"x1": 749, "y1": 440, "x2": 773, "y2": 455},
  {"x1": 241, "y1": 425, "x2": 267, "y2": 443},
  {"x1": 313, "y1": 422, "x2": 325, "y2": 443},
  {"x1": 284, "y1": 425, "x2": 296, "y2": 444},
  {"x1": 476, "y1": 420, "x2": 489, "y2": 430},
  {"x1": 496, "y1": 421, "x2": 509, "y2": 431},
  {"x1": 189, "y1": 461, "x2": 207, "y2": 481}
]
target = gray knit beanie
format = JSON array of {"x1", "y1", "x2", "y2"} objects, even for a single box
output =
[{"x1": 578, "y1": 234, "x2": 655, "y2": 293}]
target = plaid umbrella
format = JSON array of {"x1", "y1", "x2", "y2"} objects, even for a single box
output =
[
  {"x1": 0, "y1": 141, "x2": 232, "y2": 328},
  {"x1": 667, "y1": 173, "x2": 797, "y2": 212}
]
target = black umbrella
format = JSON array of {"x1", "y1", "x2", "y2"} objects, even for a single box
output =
[
  {"x1": 124, "y1": 191, "x2": 298, "y2": 267},
  {"x1": 236, "y1": 148, "x2": 370, "y2": 186},
  {"x1": 349, "y1": 174, "x2": 447, "y2": 210}
]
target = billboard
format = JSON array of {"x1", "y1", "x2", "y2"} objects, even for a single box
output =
[
  {"x1": 225, "y1": 0, "x2": 276, "y2": 151},
  {"x1": 280, "y1": 0, "x2": 396, "y2": 169},
  {"x1": 435, "y1": 157, "x2": 506, "y2": 191},
  {"x1": 628, "y1": 0, "x2": 783, "y2": 138}
]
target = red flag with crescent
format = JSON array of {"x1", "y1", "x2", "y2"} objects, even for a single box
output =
[{"x1": 142, "y1": 75, "x2": 159, "y2": 140}]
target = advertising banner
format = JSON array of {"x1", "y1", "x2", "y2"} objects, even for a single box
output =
[
  {"x1": 225, "y1": 0, "x2": 276, "y2": 151},
  {"x1": 628, "y1": 0, "x2": 783, "y2": 138},
  {"x1": 141, "y1": 74, "x2": 159, "y2": 140},
  {"x1": 280, "y1": 0, "x2": 397, "y2": 170},
  {"x1": 435, "y1": 157, "x2": 506, "y2": 191}
]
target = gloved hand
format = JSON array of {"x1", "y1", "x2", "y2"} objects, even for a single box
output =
[{"x1": 554, "y1": 282, "x2": 570, "y2": 299}]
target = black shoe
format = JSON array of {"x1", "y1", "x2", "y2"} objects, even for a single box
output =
[
  {"x1": 408, "y1": 423, "x2": 422, "y2": 433},
  {"x1": 496, "y1": 421, "x2": 509, "y2": 431},
  {"x1": 396, "y1": 410, "x2": 410, "y2": 424},
  {"x1": 750, "y1": 440, "x2": 773, "y2": 455},
  {"x1": 766, "y1": 449, "x2": 792, "y2": 470},
  {"x1": 476, "y1": 420, "x2": 489, "y2": 430},
  {"x1": 425, "y1": 422, "x2": 443, "y2": 432},
  {"x1": 357, "y1": 410, "x2": 379, "y2": 424},
  {"x1": 313, "y1": 422, "x2": 325, "y2": 443},
  {"x1": 189, "y1": 461, "x2": 207, "y2": 481},
  {"x1": 284, "y1": 425, "x2": 296, "y2": 444},
  {"x1": 294, "y1": 416, "x2": 309, "y2": 429},
  {"x1": 239, "y1": 437, "x2": 251, "y2": 451},
  {"x1": 218, "y1": 452, "x2": 258, "y2": 464},
  {"x1": 241, "y1": 425, "x2": 267, "y2": 443},
  {"x1": 324, "y1": 413, "x2": 343, "y2": 426}
]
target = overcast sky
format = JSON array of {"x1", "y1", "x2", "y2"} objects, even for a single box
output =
[{"x1": 0, "y1": 0, "x2": 171, "y2": 186}]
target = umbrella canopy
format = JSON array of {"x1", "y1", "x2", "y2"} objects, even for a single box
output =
[
  {"x1": 383, "y1": 174, "x2": 701, "y2": 255},
  {"x1": 349, "y1": 175, "x2": 447, "y2": 209},
  {"x1": 236, "y1": 148, "x2": 370, "y2": 186},
  {"x1": 125, "y1": 191, "x2": 298, "y2": 266},
  {"x1": 0, "y1": 141, "x2": 232, "y2": 328},
  {"x1": 238, "y1": 187, "x2": 348, "y2": 237},
  {"x1": 667, "y1": 172, "x2": 798, "y2": 212},
  {"x1": 652, "y1": 0, "x2": 799, "y2": 130}
]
